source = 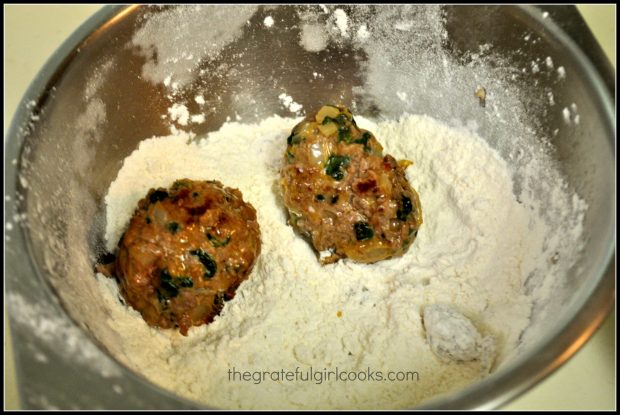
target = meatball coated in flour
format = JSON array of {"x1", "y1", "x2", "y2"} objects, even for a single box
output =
[
  {"x1": 280, "y1": 105, "x2": 423, "y2": 264},
  {"x1": 423, "y1": 304, "x2": 497, "y2": 372},
  {"x1": 109, "y1": 179, "x2": 261, "y2": 335}
]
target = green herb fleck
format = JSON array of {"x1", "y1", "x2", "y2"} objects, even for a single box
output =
[
  {"x1": 156, "y1": 289, "x2": 169, "y2": 304},
  {"x1": 354, "y1": 222, "x2": 374, "y2": 241},
  {"x1": 176, "y1": 276, "x2": 194, "y2": 287},
  {"x1": 190, "y1": 249, "x2": 217, "y2": 279},
  {"x1": 338, "y1": 127, "x2": 352, "y2": 143},
  {"x1": 159, "y1": 269, "x2": 194, "y2": 298},
  {"x1": 287, "y1": 133, "x2": 303, "y2": 146},
  {"x1": 315, "y1": 194, "x2": 325, "y2": 201},
  {"x1": 145, "y1": 217, "x2": 151, "y2": 224},
  {"x1": 323, "y1": 114, "x2": 354, "y2": 143},
  {"x1": 148, "y1": 190, "x2": 168, "y2": 204},
  {"x1": 323, "y1": 113, "x2": 350, "y2": 126},
  {"x1": 353, "y1": 132, "x2": 372, "y2": 152},
  {"x1": 172, "y1": 180, "x2": 192, "y2": 190},
  {"x1": 331, "y1": 195, "x2": 339, "y2": 204},
  {"x1": 325, "y1": 155, "x2": 350, "y2": 180},
  {"x1": 167, "y1": 222, "x2": 181, "y2": 234},
  {"x1": 396, "y1": 196, "x2": 413, "y2": 221},
  {"x1": 213, "y1": 291, "x2": 225, "y2": 311},
  {"x1": 207, "y1": 233, "x2": 231, "y2": 247}
]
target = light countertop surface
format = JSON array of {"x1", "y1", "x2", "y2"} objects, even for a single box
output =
[{"x1": 4, "y1": 4, "x2": 616, "y2": 410}]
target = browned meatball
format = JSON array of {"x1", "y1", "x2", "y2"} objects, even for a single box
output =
[
  {"x1": 110, "y1": 179, "x2": 260, "y2": 335},
  {"x1": 280, "y1": 105, "x2": 422, "y2": 264}
]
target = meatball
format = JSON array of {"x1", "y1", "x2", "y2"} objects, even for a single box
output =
[
  {"x1": 280, "y1": 105, "x2": 422, "y2": 264},
  {"x1": 110, "y1": 179, "x2": 260, "y2": 335}
]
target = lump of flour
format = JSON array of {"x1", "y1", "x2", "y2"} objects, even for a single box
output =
[{"x1": 423, "y1": 304, "x2": 496, "y2": 372}]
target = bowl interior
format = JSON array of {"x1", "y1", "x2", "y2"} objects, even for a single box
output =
[{"x1": 7, "y1": 5, "x2": 614, "y2": 409}]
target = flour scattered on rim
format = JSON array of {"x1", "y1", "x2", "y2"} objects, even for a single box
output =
[
  {"x1": 356, "y1": 23, "x2": 370, "y2": 41},
  {"x1": 557, "y1": 66, "x2": 566, "y2": 79},
  {"x1": 131, "y1": 5, "x2": 257, "y2": 87},
  {"x1": 167, "y1": 103, "x2": 190, "y2": 126},
  {"x1": 278, "y1": 93, "x2": 304, "y2": 114},
  {"x1": 299, "y1": 22, "x2": 329, "y2": 52},
  {"x1": 333, "y1": 9, "x2": 350, "y2": 37}
]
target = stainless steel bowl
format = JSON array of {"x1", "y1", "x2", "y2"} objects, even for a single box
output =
[{"x1": 5, "y1": 5, "x2": 615, "y2": 410}]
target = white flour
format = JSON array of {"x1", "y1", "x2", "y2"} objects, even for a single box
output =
[
  {"x1": 299, "y1": 23, "x2": 329, "y2": 52},
  {"x1": 167, "y1": 103, "x2": 190, "y2": 126},
  {"x1": 277, "y1": 93, "x2": 304, "y2": 114},
  {"x1": 131, "y1": 5, "x2": 257, "y2": 87},
  {"x1": 333, "y1": 9, "x2": 349, "y2": 37},
  {"x1": 97, "y1": 113, "x2": 572, "y2": 409}
]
